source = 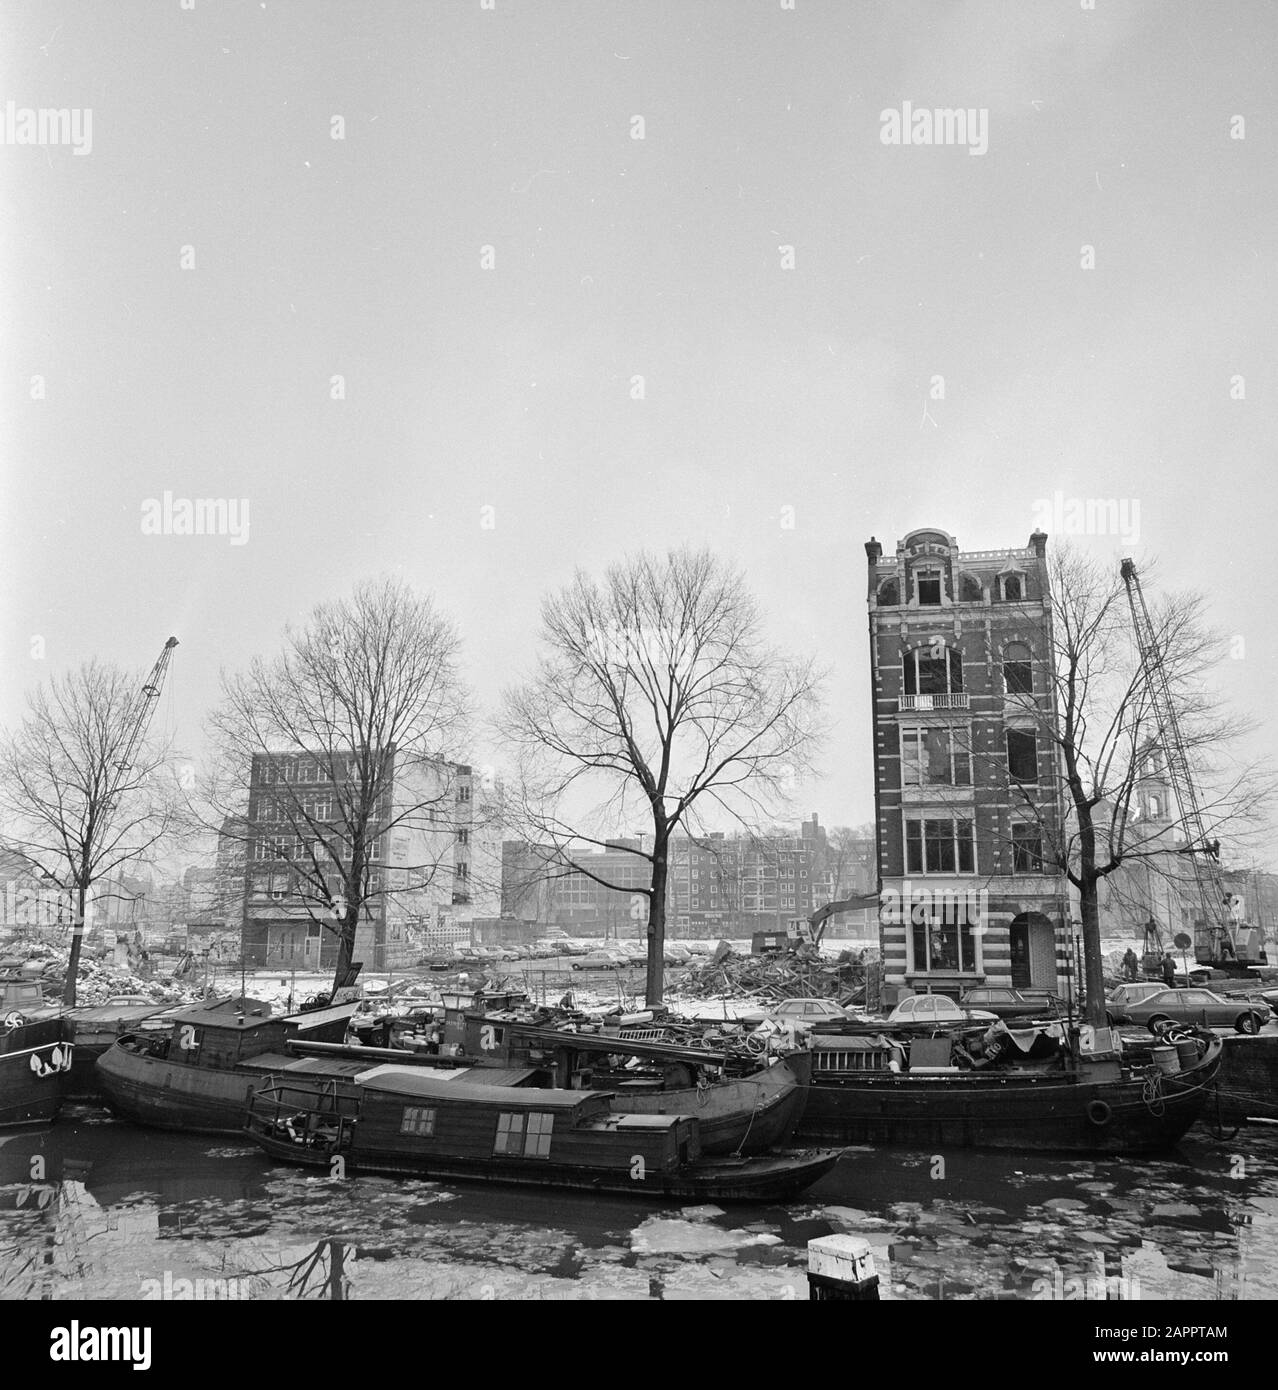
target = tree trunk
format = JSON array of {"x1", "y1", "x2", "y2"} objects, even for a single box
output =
[
  {"x1": 62, "y1": 881, "x2": 88, "y2": 1007},
  {"x1": 645, "y1": 837, "x2": 669, "y2": 1007},
  {"x1": 331, "y1": 901, "x2": 357, "y2": 998},
  {"x1": 1078, "y1": 878, "x2": 1106, "y2": 1027}
]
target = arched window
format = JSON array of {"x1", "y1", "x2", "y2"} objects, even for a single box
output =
[
  {"x1": 1000, "y1": 572, "x2": 1023, "y2": 602},
  {"x1": 958, "y1": 574, "x2": 983, "y2": 602},
  {"x1": 1003, "y1": 642, "x2": 1032, "y2": 695},
  {"x1": 903, "y1": 646, "x2": 963, "y2": 695},
  {"x1": 1148, "y1": 794, "x2": 1162, "y2": 819},
  {"x1": 878, "y1": 578, "x2": 899, "y2": 606}
]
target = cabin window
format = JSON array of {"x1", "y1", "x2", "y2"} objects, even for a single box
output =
[
  {"x1": 525, "y1": 1111, "x2": 554, "y2": 1157},
  {"x1": 494, "y1": 1112, "x2": 525, "y2": 1154},
  {"x1": 494, "y1": 1111, "x2": 554, "y2": 1157},
  {"x1": 400, "y1": 1106, "x2": 437, "y2": 1137}
]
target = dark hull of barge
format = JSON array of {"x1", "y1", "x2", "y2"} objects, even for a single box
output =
[
  {"x1": 249, "y1": 1131, "x2": 840, "y2": 1200},
  {"x1": 0, "y1": 1019, "x2": 73, "y2": 1128},
  {"x1": 796, "y1": 1036, "x2": 1224, "y2": 1153}
]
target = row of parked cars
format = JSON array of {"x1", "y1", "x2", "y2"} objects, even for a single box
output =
[
  {"x1": 1105, "y1": 981, "x2": 1273, "y2": 1034},
  {"x1": 749, "y1": 984, "x2": 1276, "y2": 1037},
  {"x1": 570, "y1": 943, "x2": 695, "y2": 971}
]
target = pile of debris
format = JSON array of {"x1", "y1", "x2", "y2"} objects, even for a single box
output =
[
  {"x1": 5, "y1": 941, "x2": 200, "y2": 1008},
  {"x1": 670, "y1": 942, "x2": 868, "y2": 1007}
]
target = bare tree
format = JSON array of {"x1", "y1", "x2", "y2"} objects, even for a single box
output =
[
  {"x1": 501, "y1": 547, "x2": 825, "y2": 1005},
  {"x1": 822, "y1": 823, "x2": 877, "y2": 902},
  {"x1": 0, "y1": 661, "x2": 177, "y2": 1004},
  {"x1": 199, "y1": 579, "x2": 473, "y2": 994},
  {"x1": 975, "y1": 547, "x2": 1274, "y2": 1024}
]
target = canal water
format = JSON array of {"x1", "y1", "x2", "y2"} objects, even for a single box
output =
[{"x1": 2, "y1": 1105, "x2": 1276, "y2": 1301}]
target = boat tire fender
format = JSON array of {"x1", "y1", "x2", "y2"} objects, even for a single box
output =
[{"x1": 1086, "y1": 1099, "x2": 1112, "y2": 1127}]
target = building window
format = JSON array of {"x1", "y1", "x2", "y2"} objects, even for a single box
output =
[
  {"x1": 457, "y1": 828, "x2": 469, "y2": 845},
  {"x1": 400, "y1": 1106, "x2": 436, "y2": 1137},
  {"x1": 999, "y1": 572, "x2": 1024, "y2": 602},
  {"x1": 911, "y1": 917, "x2": 978, "y2": 973},
  {"x1": 901, "y1": 727, "x2": 972, "y2": 786},
  {"x1": 916, "y1": 569, "x2": 942, "y2": 606},
  {"x1": 902, "y1": 647, "x2": 963, "y2": 695},
  {"x1": 1011, "y1": 823, "x2": 1044, "y2": 873},
  {"x1": 878, "y1": 578, "x2": 899, "y2": 606},
  {"x1": 1007, "y1": 729, "x2": 1038, "y2": 783},
  {"x1": 905, "y1": 817, "x2": 976, "y2": 874},
  {"x1": 958, "y1": 574, "x2": 983, "y2": 602},
  {"x1": 455, "y1": 862, "x2": 469, "y2": 880},
  {"x1": 457, "y1": 784, "x2": 472, "y2": 803},
  {"x1": 1003, "y1": 643, "x2": 1033, "y2": 695}
]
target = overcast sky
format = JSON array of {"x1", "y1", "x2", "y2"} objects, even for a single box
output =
[{"x1": 2, "y1": 0, "x2": 1275, "y2": 852}]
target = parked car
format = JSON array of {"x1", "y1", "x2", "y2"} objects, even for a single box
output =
[
  {"x1": 960, "y1": 986, "x2": 1065, "y2": 1020},
  {"x1": 884, "y1": 994, "x2": 998, "y2": 1029},
  {"x1": 1108, "y1": 986, "x2": 1271, "y2": 1034},
  {"x1": 571, "y1": 950, "x2": 628, "y2": 972},
  {"x1": 0, "y1": 977, "x2": 56, "y2": 1018},
  {"x1": 765, "y1": 998, "x2": 852, "y2": 1026},
  {"x1": 1105, "y1": 982, "x2": 1171, "y2": 1014}
]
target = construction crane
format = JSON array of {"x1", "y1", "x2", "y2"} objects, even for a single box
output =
[
  {"x1": 63, "y1": 636, "x2": 179, "y2": 1004},
  {"x1": 1119, "y1": 560, "x2": 1240, "y2": 968},
  {"x1": 109, "y1": 637, "x2": 180, "y2": 803}
]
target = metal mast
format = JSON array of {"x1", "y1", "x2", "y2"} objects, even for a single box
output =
[{"x1": 1119, "y1": 559, "x2": 1225, "y2": 956}]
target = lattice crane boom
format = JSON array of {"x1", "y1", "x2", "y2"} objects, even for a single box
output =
[
  {"x1": 106, "y1": 636, "x2": 179, "y2": 807},
  {"x1": 1119, "y1": 559, "x2": 1227, "y2": 950}
]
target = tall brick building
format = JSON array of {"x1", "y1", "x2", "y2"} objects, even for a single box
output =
[
  {"x1": 242, "y1": 753, "x2": 499, "y2": 971},
  {"x1": 865, "y1": 527, "x2": 1070, "y2": 999}
]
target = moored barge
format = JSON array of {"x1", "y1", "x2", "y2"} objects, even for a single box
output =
[
  {"x1": 797, "y1": 1026, "x2": 1224, "y2": 1153},
  {"x1": 245, "y1": 1069, "x2": 841, "y2": 1201}
]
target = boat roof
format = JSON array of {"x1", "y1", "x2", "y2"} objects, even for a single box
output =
[
  {"x1": 280, "y1": 1003, "x2": 358, "y2": 1030},
  {"x1": 171, "y1": 1001, "x2": 278, "y2": 1030},
  {"x1": 359, "y1": 1069, "x2": 599, "y2": 1109}
]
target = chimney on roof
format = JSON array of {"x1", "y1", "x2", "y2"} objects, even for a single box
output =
[
  {"x1": 1029, "y1": 530, "x2": 1048, "y2": 558},
  {"x1": 865, "y1": 537, "x2": 882, "y2": 564}
]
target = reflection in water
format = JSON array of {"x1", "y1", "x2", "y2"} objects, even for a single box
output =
[{"x1": 1, "y1": 1106, "x2": 1277, "y2": 1299}]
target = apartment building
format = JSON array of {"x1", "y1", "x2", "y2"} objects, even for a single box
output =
[{"x1": 866, "y1": 526, "x2": 1070, "y2": 998}]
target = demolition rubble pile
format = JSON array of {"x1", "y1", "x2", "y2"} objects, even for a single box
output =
[
  {"x1": 6, "y1": 940, "x2": 200, "y2": 1008},
  {"x1": 668, "y1": 943, "x2": 868, "y2": 1008}
]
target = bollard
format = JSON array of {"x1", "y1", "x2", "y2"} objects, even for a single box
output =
[{"x1": 807, "y1": 1234, "x2": 880, "y2": 1301}]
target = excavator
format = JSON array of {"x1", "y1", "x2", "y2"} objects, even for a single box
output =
[{"x1": 804, "y1": 893, "x2": 881, "y2": 948}]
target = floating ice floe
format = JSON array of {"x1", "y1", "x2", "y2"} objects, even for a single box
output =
[{"x1": 630, "y1": 1217, "x2": 783, "y2": 1257}]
